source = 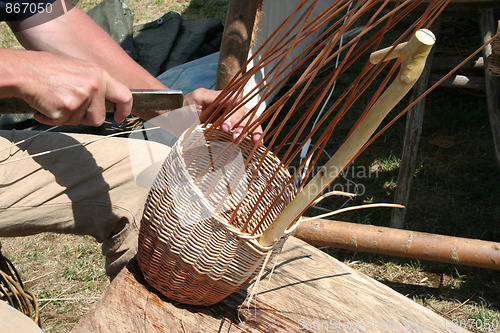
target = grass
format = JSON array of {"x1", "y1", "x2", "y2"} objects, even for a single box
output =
[
  {"x1": 1, "y1": 233, "x2": 107, "y2": 332},
  {"x1": 1, "y1": 1, "x2": 499, "y2": 332}
]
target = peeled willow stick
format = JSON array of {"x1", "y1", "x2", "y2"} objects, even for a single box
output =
[{"x1": 259, "y1": 29, "x2": 436, "y2": 247}]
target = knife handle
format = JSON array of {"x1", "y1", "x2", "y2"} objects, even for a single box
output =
[
  {"x1": 0, "y1": 98, "x2": 126, "y2": 115},
  {"x1": 0, "y1": 98, "x2": 36, "y2": 114},
  {"x1": 0, "y1": 89, "x2": 184, "y2": 114}
]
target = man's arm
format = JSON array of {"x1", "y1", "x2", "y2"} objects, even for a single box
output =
[
  {"x1": 0, "y1": 47, "x2": 133, "y2": 126},
  {"x1": 10, "y1": 3, "x2": 163, "y2": 91},
  {"x1": 2, "y1": 2, "x2": 163, "y2": 125},
  {"x1": 2, "y1": 1, "x2": 262, "y2": 142}
]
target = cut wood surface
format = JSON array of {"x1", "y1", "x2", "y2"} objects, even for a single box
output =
[{"x1": 72, "y1": 237, "x2": 469, "y2": 333}]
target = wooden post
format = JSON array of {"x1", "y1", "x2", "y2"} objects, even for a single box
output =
[
  {"x1": 390, "y1": 21, "x2": 438, "y2": 229},
  {"x1": 479, "y1": 9, "x2": 500, "y2": 169},
  {"x1": 260, "y1": 29, "x2": 436, "y2": 247},
  {"x1": 215, "y1": 0, "x2": 262, "y2": 90}
]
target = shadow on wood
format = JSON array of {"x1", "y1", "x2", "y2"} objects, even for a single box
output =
[{"x1": 71, "y1": 237, "x2": 469, "y2": 333}]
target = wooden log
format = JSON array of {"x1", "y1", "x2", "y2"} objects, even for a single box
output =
[
  {"x1": 431, "y1": 56, "x2": 484, "y2": 71},
  {"x1": 294, "y1": 219, "x2": 500, "y2": 271},
  {"x1": 479, "y1": 9, "x2": 500, "y2": 169},
  {"x1": 215, "y1": 0, "x2": 262, "y2": 90},
  {"x1": 429, "y1": 73, "x2": 486, "y2": 90},
  {"x1": 71, "y1": 237, "x2": 468, "y2": 333}
]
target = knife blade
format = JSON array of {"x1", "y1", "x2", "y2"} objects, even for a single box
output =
[{"x1": 0, "y1": 89, "x2": 184, "y2": 114}]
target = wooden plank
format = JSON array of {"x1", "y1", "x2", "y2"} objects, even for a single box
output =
[
  {"x1": 215, "y1": 0, "x2": 262, "y2": 90},
  {"x1": 243, "y1": 0, "x2": 332, "y2": 116},
  {"x1": 429, "y1": 74, "x2": 486, "y2": 90},
  {"x1": 72, "y1": 237, "x2": 468, "y2": 333},
  {"x1": 479, "y1": 9, "x2": 500, "y2": 169}
]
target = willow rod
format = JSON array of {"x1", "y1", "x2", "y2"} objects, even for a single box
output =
[
  {"x1": 231, "y1": 0, "x2": 434, "y2": 233},
  {"x1": 191, "y1": 0, "x2": 443, "y2": 236},
  {"x1": 250, "y1": 1, "x2": 440, "y2": 233},
  {"x1": 259, "y1": 29, "x2": 436, "y2": 246}
]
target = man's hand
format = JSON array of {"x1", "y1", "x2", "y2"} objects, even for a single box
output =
[
  {"x1": 16, "y1": 51, "x2": 132, "y2": 127},
  {"x1": 186, "y1": 88, "x2": 263, "y2": 145}
]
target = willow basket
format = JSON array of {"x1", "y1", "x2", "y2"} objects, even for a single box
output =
[{"x1": 137, "y1": 125, "x2": 296, "y2": 306}]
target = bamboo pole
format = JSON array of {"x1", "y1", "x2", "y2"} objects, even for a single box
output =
[
  {"x1": 293, "y1": 218, "x2": 500, "y2": 271},
  {"x1": 260, "y1": 29, "x2": 436, "y2": 247}
]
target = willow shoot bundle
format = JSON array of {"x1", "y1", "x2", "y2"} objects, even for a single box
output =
[
  {"x1": 201, "y1": 0, "x2": 445, "y2": 238},
  {"x1": 260, "y1": 28, "x2": 435, "y2": 246},
  {"x1": 137, "y1": 0, "x2": 450, "y2": 305}
]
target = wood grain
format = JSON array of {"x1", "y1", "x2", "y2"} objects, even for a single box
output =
[{"x1": 72, "y1": 237, "x2": 469, "y2": 333}]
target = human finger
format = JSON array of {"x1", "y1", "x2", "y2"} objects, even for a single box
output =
[
  {"x1": 104, "y1": 76, "x2": 133, "y2": 124},
  {"x1": 80, "y1": 86, "x2": 106, "y2": 127},
  {"x1": 64, "y1": 99, "x2": 91, "y2": 126},
  {"x1": 79, "y1": 74, "x2": 132, "y2": 126},
  {"x1": 252, "y1": 125, "x2": 264, "y2": 146},
  {"x1": 232, "y1": 124, "x2": 263, "y2": 146},
  {"x1": 33, "y1": 112, "x2": 60, "y2": 126},
  {"x1": 184, "y1": 88, "x2": 221, "y2": 110}
]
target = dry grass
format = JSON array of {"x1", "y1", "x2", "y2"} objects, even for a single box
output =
[
  {"x1": 1, "y1": 234, "x2": 108, "y2": 332},
  {"x1": 1, "y1": 1, "x2": 499, "y2": 332}
]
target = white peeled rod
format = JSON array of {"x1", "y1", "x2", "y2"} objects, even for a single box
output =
[{"x1": 259, "y1": 29, "x2": 436, "y2": 247}]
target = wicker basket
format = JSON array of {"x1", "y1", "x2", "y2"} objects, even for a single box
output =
[{"x1": 137, "y1": 125, "x2": 296, "y2": 306}]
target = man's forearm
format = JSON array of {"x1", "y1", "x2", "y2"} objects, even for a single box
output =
[
  {"x1": 0, "y1": 48, "x2": 26, "y2": 97},
  {"x1": 11, "y1": 3, "x2": 166, "y2": 90}
]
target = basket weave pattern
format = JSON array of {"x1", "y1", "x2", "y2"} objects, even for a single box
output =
[{"x1": 137, "y1": 126, "x2": 296, "y2": 305}]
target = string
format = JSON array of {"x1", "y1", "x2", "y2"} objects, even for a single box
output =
[
  {"x1": 0, "y1": 126, "x2": 59, "y2": 154},
  {"x1": 0, "y1": 126, "x2": 161, "y2": 166}
]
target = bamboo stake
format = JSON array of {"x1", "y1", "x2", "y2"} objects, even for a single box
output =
[{"x1": 259, "y1": 29, "x2": 436, "y2": 247}]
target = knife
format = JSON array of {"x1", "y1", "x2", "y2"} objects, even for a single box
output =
[{"x1": 0, "y1": 89, "x2": 184, "y2": 114}]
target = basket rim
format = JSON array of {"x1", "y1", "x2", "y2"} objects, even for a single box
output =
[{"x1": 174, "y1": 125, "x2": 296, "y2": 245}]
